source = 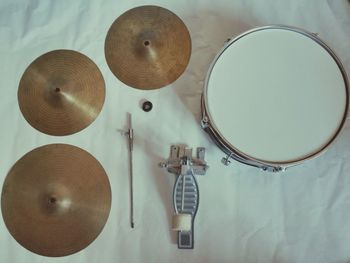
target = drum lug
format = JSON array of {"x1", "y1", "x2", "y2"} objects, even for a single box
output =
[
  {"x1": 221, "y1": 154, "x2": 232, "y2": 166},
  {"x1": 261, "y1": 166, "x2": 284, "y2": 172},
  {"x1": 201, "y1": 117, "x2": 209, "y2": 129}
]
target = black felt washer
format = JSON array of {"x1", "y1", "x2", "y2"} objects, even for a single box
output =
[{"x1": 142, "y1": 100, "x2": 153, "y2": 112}]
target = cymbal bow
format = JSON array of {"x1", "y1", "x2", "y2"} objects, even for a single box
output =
[
  {"x1": 18, "y1": 50, "x2": 105, "y2": 136},
  {"x1": 105, "y1": 5, "x2": 192, "y2": 90},
  {"x1": 1, "y1": 144, "x2": 112, "y2": 257}
]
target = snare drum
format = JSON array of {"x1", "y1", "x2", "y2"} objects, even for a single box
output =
[{"x1": 201, "y1": 25, "x2": 349, "y2": 171}]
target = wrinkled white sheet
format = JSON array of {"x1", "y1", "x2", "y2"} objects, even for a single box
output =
[{"x1": 1, "y1": 0, "x2": 350, "y2": 262}]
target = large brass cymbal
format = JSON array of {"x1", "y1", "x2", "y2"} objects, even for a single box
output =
[
  {"x1": 18, "y1": 50, "x2": 105, "y2": 136},
  {"x1": 1, "y1": 144, "x2": 111, "y2": 257},
  {"x1": 105, "y1": 5, "x2": 191, "y2": 90}
]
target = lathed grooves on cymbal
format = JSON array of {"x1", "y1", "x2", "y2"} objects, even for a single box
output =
[
  {"x1": 1, "y1": 144, "x2": 111, "y2": 257},
  {"x1": 105, "y1": 5, "x2": 192, "y2": 90},
  {"x1": 18, "y1": 50, "x2": 105, "y2": 136}
]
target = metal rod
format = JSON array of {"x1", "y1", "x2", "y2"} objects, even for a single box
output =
[{"x1": 126, "y1": 113, "x2": 134, "y2": 228}]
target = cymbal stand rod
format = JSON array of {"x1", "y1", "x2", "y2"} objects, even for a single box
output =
[{"x1": 125, "y1": 113, "x2": 134, "y2": 228}]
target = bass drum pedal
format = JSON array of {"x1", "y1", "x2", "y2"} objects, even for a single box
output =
[{"x1": 160, "y1": 145, "x2": 208, "y2": 249}]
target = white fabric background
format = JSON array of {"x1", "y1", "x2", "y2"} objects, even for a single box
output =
[{"x1": 1, "y1": 0, "x2": 350, "y2": 262}]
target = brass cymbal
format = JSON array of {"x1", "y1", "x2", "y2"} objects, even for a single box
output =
[
  {"x1": 105, "y1": 5, "x2": 191, "y2": 90},
  {"x1": 1, "y1": 144, "x2": 111, "y2": 257},
  {"x1": 18, "y1": 50, "x2": 105, "y2": 136}
]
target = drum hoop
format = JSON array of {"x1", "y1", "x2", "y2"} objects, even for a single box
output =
[{"x1": 202, "y1": 25, "x2": 349, "y2": 169}]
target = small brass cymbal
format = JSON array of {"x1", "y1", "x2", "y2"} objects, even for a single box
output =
[
  {"x1": 1, "y1": 144, "x2": 111, "y2": 257},
  {"x1": 105, "y1": 5, "x2": 192, "y2": 90},
  {"x1": 18, "y1": 50, "x2": 105, "y2": 136}
]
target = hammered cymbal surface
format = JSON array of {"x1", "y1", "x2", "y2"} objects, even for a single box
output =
[
  {"x1": 18, "y1": 50, "x2": 105, "y2": 136},
  {"x1": 1, "y1": 144, "x2": 111, "y2": 257},
  {"x1": 105, "y1": 5, "x2": 191, "y2": 90}
]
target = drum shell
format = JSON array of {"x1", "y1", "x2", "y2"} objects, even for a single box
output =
[{"x1": 201, "y1": 25, "x2": 349, "y2": 171}]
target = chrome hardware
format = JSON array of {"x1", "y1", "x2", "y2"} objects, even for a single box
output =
[
  {"x1": 121, "y1": 113, "x2": 134, "y2": 228},
  {"x1": 262, "y1": 166, "x2": 284, "y2": 173},
  {"x1": 201, "y1": 116, "x2": 209, "y2": 129},
  {"x1": 159, "y1": 145, "x2": 208, "y2": 249},
  {"x1": 221, "y1": 153, "x2": 233, "y2": 166}
]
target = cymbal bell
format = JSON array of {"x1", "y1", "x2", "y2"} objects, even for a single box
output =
[
  {"x1": 18, "y1": 50, "x2": 105, "y2": 136},
  {"x1": 1, "y1": 144, "x2": 111, "y2": 257},
  {"x1": 105, "y1": 5, "x2": 191, "y2": 90}
]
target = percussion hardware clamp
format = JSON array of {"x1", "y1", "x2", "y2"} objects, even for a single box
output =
[{"x1": 159, "y1": 145, "x2": 209, "y2": 249}]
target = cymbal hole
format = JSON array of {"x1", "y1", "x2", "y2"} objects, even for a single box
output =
[
  {"x1": 55, "y1": 87, "x2": 60, "y2": 93},
  {"x1": 49, "y1": 197, "x2": 57, "y2": 204},
  {"x1": 144, "y1": 40, "x2": 150, "y2": 46}
]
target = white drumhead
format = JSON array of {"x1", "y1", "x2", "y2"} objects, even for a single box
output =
[{"x1": 205, "y1": 27, "x2": 348, "y2": 164}]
